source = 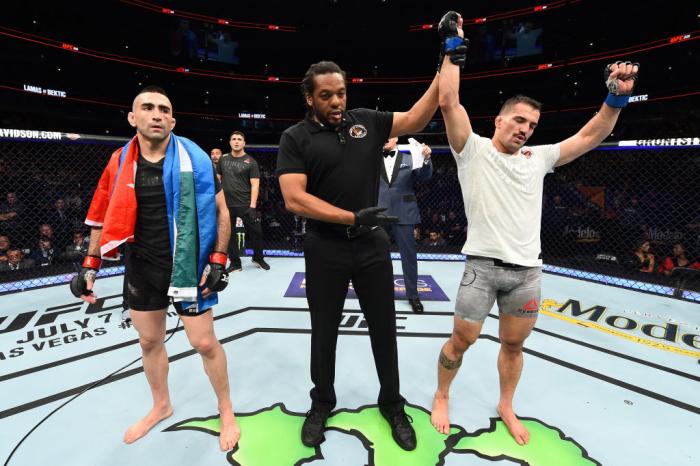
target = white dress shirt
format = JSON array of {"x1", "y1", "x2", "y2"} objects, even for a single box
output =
[{"x1": 383, "y1": 150, "x2": 398, "y2": 183}]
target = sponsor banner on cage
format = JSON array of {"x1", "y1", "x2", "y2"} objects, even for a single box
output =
[
  {"x1": 283, "y1": 272, "x2": 450, "y2": 301},
  {"x1": 0, "y1": 128, "x2": 63, "y2": 140},
  {"x1": 617, "y1": 137, "x2": 700, "y2": 147},
  {"x1": 0, "y1": 128, "x2": 130, "y2": 142}
]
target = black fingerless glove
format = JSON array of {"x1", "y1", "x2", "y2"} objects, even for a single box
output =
[
  {"x1": 354, "y1": 207, "x2": 400, "y2": 226},
  {"x1": 604, "y1": 60, "x2": 639, "y2": 108},
  {"x1": 203, "y1": 252, "x2": 229, "y2": 292},
  {"x1": 437, "y1": 11, "x2": 469, "y2": 70},
  {"x1": 70, "y1": 255, "x2": 101, "y2": 298}
]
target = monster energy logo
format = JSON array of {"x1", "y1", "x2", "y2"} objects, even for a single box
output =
[{"x1": 235, "y1": 232, "x2": 246, "y2": 250}]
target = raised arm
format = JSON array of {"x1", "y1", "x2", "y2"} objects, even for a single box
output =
[
  {"x1": 557, "y1": 61, "x2": 639, "y2": 167},
  {"x1": 391, "y1": 12, "x2": 471, "y2": 140},
  {"x1": 436, "y1": 12, "x2": 472, "y2": 154},
  {"x1": 390, "y1": 74, "x2": 440, "y2": 138}
]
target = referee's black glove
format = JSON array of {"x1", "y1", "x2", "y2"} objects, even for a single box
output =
[{"x1": 354, "y1": 207, "x2": 399, "y2": 226}]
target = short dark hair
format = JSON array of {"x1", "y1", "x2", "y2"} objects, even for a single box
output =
[
  {"x1": 230, "y1": 130, "x2": 245, "y2": 140},
  {"x1": 137, "y1": 85, "x2": 168, "y2": 98},
  {"x1": 499, "y1": 95, "x2": 543, "y2": 115},
  {"x1": 300, "y1": 61, "x2": 346, "y2": 99}
]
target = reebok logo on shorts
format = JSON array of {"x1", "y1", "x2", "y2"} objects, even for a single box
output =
[{"x1": 519, "y1": 299, "x2": 539, "y2": 313}]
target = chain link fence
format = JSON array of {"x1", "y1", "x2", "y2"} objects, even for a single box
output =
[{"x1": 1, "y1": 129, "x2": 698, "y2": 301}]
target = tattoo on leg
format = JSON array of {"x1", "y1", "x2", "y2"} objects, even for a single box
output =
[{"x1": 439, "y1": 350, "x2": 463, "y2": 370}]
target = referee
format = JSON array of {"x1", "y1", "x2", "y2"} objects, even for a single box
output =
[{"x1": 276, "y1": 60, "x2": 439, "y2": 451}]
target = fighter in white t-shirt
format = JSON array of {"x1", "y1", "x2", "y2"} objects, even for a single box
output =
[{"x1": 430, "y1": 11, "x2": 640, "y2": 446}]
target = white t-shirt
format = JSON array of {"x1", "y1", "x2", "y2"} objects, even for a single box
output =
[{"x1": 452, "y1": 132, "x2": 560, "y2": 266}]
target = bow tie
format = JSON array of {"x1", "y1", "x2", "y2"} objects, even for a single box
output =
[{"x1": 383, "y1": 151, "x2": 395, "y2": 158}]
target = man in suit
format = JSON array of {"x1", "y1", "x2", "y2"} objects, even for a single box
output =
[{"x1": 378, "y1": 137, "x2": 432, "y2": 313}]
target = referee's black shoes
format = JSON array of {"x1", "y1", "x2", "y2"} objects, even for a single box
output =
[
  {"x1": 252, "y1": 257, "x2": 271, "y2": 270},
  {"x1": 408, "y1": 297, "x2": 424, "y2": 314},
  {"x1": 301, "y1": 407, "x2": 329, "y2": 447},
  {"x1": 380, "y1": 407, "x2": 417, "y2": 451},
  {"x1": 225, "y1": 262, "x2": 242, "y2": 273}
]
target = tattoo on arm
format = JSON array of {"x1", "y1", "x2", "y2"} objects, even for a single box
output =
[{"x1": 439, "y1": 349, "x2": 463, "y2": 370}]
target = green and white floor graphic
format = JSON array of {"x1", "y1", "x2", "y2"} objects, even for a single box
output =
[{"x1": 168, "y1": 403, "x2": 599, "y2": 466}]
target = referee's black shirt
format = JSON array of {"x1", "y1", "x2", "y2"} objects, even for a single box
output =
[{"x1": 276, "y1": 108, "x2": 393, "y2": 230}]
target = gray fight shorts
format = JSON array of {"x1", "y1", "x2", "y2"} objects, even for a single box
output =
[{"x1": 455, "y1": 256, "x2": 541, "y2": 323}]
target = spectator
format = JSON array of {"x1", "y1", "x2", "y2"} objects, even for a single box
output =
[
  {"x1": 658, "y1": 242, "x2": 700, "y2": 276},
  {"x1": 210, "y1": 148, "x2": 223, "y2": 169},
  {"x1": 444, "y1": 210, "x2": 466, "y2": 246},
  {"x1": 413, "y1": 227, "x2": 423, "y2": 245},
  {"x1": 63, "y1": 230, "x2": 88, "y2": 263},
  {"x1": 632, "y1": 239, "x2": 655, "y2": 273},
  {"x1": 37, "y1": 223, "x2": 56, "y2": 246},
  {"x1": 0, "y1": 191, "x2": 24, "y2": 240},
  {"x1": 0, "y1": 248, "x2": 34, "y2": 271},
  {"x1": 423, "y1": 230, "x2": 446, "y2": 247},
  {"x1": 30, "y1": 236, "x2": 56, "y2": 267},
  {"x1": 65, "y1": 191, "x2": 84, "y2": 214},
  {"x1": 0, "y1": 234, "x2": 9, "y2": 263},
  {"x1": 47, "y1": 198, "x2": 74, "y2": 248},
  {"x1": 426, "y1": 212, "x2": 446, "y2": 236}
]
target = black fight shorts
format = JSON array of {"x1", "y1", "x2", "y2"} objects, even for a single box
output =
[{"x1": 126, "y1": 253, "x2": 204, "y2": 316}]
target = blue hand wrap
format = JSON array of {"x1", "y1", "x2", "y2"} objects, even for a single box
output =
[
  {"x1": 605, "y1": 93, "x2": 629, "y2": 108},
  {"x1": 444, "y1": 36, "x2": 466, "y2": 54}
]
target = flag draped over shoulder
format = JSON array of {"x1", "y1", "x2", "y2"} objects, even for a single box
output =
[{"x1": 85, "y1": 134, "x2": 218, "y2": 311}]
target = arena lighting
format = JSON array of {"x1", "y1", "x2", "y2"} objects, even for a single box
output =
[
  {"x1": 409, "y1": 0, "x2": 581, "y2": 31},
  {"x1": 119, "y1": 0, "x2": 296, "y2": 32},
  {"x1": 1, "y1": 26, "x2": 698, "y2": 84},
  {"x1": 2, "y1": 82, "x2": 698, "y2": 122}
]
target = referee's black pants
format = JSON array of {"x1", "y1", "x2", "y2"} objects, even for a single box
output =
[
  {"x1": 227, "y1": 205, "x2": 264, "y2": 264},
  {"x1": 304, "y1": 226, "x2": 405, "y2": 414}
]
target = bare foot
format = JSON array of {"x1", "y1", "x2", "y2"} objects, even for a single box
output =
[
  {"x1": 123, "y1": 405, "x2": 173, "y2": 444},
  {"x1": 219, "y1": 411, "x2": 241, "y2": 451},
  {"x1": 431, "y1": 394, "x2": 451, "y2": 434},
  {"x1": 497, "y1": 404, "x2": 529, "y2": 445}
]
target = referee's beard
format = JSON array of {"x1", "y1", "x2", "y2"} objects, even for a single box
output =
[{"x1": 310, "y1": 106, "x2": 343, "y2": 128}]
